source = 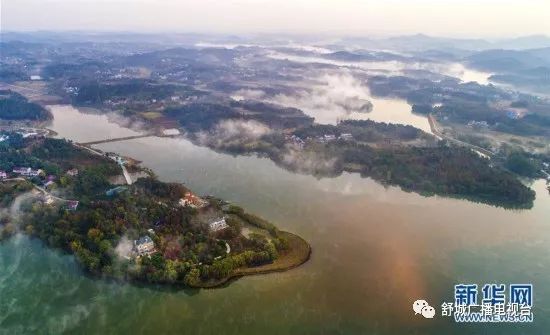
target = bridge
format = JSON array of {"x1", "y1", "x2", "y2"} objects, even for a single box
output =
[
  {"x1": 75, "y1": 133, "x2": 180, "y2": 185},
  {"x1": 79, "y1": 133, "x2": 179, "y2": 146},
  {"x1": 80, "y1": 134, "x2": 156, "y2": 145}
]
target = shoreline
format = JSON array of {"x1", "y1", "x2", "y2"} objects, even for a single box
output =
[{"x1": 192, "y1": 231, "x2": 311, "y2": 289}]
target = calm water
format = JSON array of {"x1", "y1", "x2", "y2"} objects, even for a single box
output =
[
  {"x1": 265, "y1": 51, "x2": 494, "y2": 133},
  {"x1": 1, "y1": 105, "x2": 549, "y2": 334}
]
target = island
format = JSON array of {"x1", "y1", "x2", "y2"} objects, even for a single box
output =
[{"x1": 0, "y1": 132, "x2": 310, "y2": 288}]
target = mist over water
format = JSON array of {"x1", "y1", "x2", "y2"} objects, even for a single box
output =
[{"x1": 1, "y1": 105, "x2": 546, "y2": 333}]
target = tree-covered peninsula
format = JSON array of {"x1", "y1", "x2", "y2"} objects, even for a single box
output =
[{"x1": 0, "y1": 133, "x2": 310, "y2": 287}]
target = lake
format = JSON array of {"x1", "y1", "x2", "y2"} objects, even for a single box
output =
[{"x1": 1, "y1": 105, "x2": 549, "y2": 334}]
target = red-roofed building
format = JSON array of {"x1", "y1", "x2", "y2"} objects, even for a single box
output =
[{"x1": 179, "y1": 192, "x2": 208, "y2": 209}]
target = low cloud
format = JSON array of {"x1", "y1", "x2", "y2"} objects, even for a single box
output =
[
  {"x1": 231, "y1": 89, "x2": 266, "y2": 101},
  {"x1": 281, "y1": 147, "x2": 338, "y2": 175},
  {"x1": 268, "y1": 72, "x2": 374, "y2": 124},
  {"x1": 106, "y1": 112, "x2": 147, "y2": 133},
  {"x1": 9, "y1": 192, "x2": 38, "y2": 221},
  {"x1": 197, "y1": 119, "x2": 272, "y2": 147},
  {"x1": 114, "y1": 235, "x2": 133, "y2": 259}
]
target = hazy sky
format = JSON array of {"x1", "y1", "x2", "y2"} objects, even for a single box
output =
[{"x1": 2, "y1": 0, "x2": 550, "y2": 38}]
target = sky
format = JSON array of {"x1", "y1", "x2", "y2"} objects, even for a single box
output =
[{"x1": 2, "y1": 0, "x2": 550, "y2": 38}]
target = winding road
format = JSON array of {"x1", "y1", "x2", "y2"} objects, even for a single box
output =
[{"x1": 428, "y1": 114, "x2": 494, "y2": 158}]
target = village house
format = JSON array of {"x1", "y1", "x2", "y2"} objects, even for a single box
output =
[
  {"x1": 209, "y1": 217, "x2": 229, "y2": 232},
  {"x1": 179, "y1": 192, "x2": 208, "y2": 209},
  {"x1": 134, "y1": 236, "x2": 155, "y2": 256},
  {"x1": 12, "y1": 167, "x2": 43, "y2": 177},
  {"x1": 0, "y1": 171, "x2": 7, "y2": 179}
]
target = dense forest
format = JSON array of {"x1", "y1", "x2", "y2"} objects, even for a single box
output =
[
  {"x1": 0, "y1": 90, "x2": 51, "y2": 120},
  {"x1": 337, "y1": 142, "x2": 535, "y2": 207}
]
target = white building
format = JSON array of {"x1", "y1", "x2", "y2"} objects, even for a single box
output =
[
  {"x1": 162, "y1": 128, "x2": 181, "y2": 136},
  {"x1": 339, "y1": 133, "x2": 353, "y2": 141},
  {"x1": 134, "y1": 236, "x2": 155, "y2": 256},
  {"x1": 13, "y1": 167, "x2": 43, "y2": 177},
  {"x1": 209, "y1": 217, "x2": 229, "y2": 232},
  {"x1": 17, "y1": 131, "x2": 39, "y2": 138}
]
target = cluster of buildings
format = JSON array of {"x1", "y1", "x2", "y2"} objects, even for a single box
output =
[
  {"x1": 285, "y1": 133, "x2": 354, "y2": 148},
  {"x1": 179, "y1": 192, "x2": 208, "y2": 209},
  {"x1": 316, "y1": 133, "x2": 353, "y2": 143},
  {"x1": 285, "y1": 134, "x2": 305, "y2": 149},
  {"x1": 0, "y1": 166, "x2": 82, "y2": 210},
  {"x1": 130, "y1": 217, "x2": 228, "y2": 259},
  {"x1": 0, "y1": 129, "x2": 46, "y2": 141}
]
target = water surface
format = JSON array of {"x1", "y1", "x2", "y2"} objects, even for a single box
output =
[{"x1": 1, "y1": 105, "x2": 549, "y2": 334}]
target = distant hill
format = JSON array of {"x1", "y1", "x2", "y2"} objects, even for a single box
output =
[
  {"x1": 492, "y1": 35, "x2": 550, "y2": 50},
  {"x1": 466, "y1": 48, "x2": 550, "y2": 71},
  {"x1": 465, "y1": 47, "x2": 550, "y2": 92},
  {"x1": 338, "y1": 34, "x2": 550, "y2": 53}
]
